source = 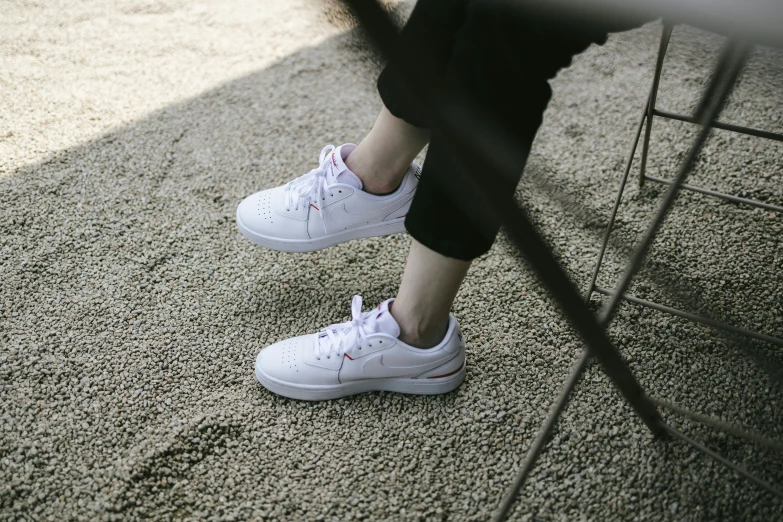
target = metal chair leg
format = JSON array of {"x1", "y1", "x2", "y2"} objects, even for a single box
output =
[{"x1": 639, "y1": 23, "x2": 674, "y2": 187}]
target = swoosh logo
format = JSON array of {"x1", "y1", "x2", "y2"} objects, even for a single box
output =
[
  {"x1": 328, "y1": 197, "x2": 412, "y2": 227},
  {"x1": 361, "y1": 353, "x2": 455, "y2": 379}
]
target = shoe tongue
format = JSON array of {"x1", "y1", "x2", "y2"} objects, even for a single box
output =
[
  {"x1": 327, "y1": 144, "x2": 362, "y2": 189},
  {"x1": 368, "y1": 299, "x2": 400, "y2": 338}
]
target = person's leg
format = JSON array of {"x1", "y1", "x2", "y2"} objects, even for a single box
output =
[
  {"x1": 236, "y1": 0, "x2": 468, "y2": 254},
  {"x1": 345, "y1": 105, "x2": 429, "y2": 195},
  {"x1": 344, "y1": 0, "x2": 469, "y2": 195},
  {"x1": 392, "y1": 239, "x2": 471, "y2": 348},
  {"x1": 253, "y1": 3, "x2": 649, "y2": 400},
  {"x1": 401, "y1": 4, "x2": 648, "y2": 261},
  {"x1": 345, "y1": 0, "x2": 472, "y2": 346},
  {"x1": 383, "y1": 5, "x2": 649, "y2": 351},
  {"x1": 348, "y1": 3, "x2": 625, "y2": 353}
]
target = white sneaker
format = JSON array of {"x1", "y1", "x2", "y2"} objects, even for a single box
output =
[
  {"x1": 236, "y1": 144, "x2": 420, "y2": 252},
  {"x1": 254, "y1": 295, "x2": 466, "y2": 401}
]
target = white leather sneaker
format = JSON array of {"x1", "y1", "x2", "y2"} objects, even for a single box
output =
[
  {"x1": 254, "y1": 295, "x2": 466, "y2": 401},
  {"x1": 237, "y1": 144, "x2": 419, "y2": 252}
]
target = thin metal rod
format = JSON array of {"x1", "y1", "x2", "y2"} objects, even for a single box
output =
[
  {"x1": 639, "y1": 23, "x2": 674, "y2": 186},
  {"x1": 643, "y1": 174, "x2": 783, "y2": 212},
  {"x1": 663, "y1": 423, "x2": 783, "y2": 499},
  {"x1": 499, "y1": 152, "x2": 649, "y2": 520},
  {"x1": 653, "y1": 108, "x2": 783, "y2": 142},
  {"x1": 584, "y1": 97, "x2": 650, "y2": 300},
  {"x1": 594, "y1": 286, "x2": 783, "y2": 347},
  {"x1": 652, "y1": 397, "x2": 783, "y2": 452},
  {"x1": 496, "y1": 33, "x2": 757, "y2": 522},
  {"x1": 598, "y1": 40, "x2": 751, "y2": 338},
  {"x1": 496, "y1": 26, "x2": 750, "y2": 522},
  {"x1": 498, "y1": 29, "x2": 760, "y2": 522},
  {"x1": 529, "y1": 172, "x2": 783, "y2": 378},
  {"x1": 493, "y1": 349, "x2": 590, "y2": 521}
]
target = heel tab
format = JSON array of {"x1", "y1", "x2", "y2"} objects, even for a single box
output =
[{"x1": 402, "y1": 163, "x2": 421, "y2": 193}]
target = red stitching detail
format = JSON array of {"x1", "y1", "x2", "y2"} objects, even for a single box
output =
[{"x1": 427, "y1": 366, "x2": 463, "y2": 379}]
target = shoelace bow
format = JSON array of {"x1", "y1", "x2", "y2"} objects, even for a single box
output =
[
  {"x1": 314, "y1": 295, "x2": 375, "y2": 360},
  {"x1": 284, "y1": 144, "x2": 336, "y2": 212}
]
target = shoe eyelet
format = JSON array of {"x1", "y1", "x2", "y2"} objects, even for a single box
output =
[
  {"x1": 339, "y1": 190, "x2": 342, "y2": 193},
  {"x1": 379, "y1": 341, "x2": 382, "y2": 344}
]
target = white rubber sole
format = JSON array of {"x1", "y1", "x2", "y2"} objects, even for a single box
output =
[
  {"x1": 255, "y1": 362, "x2": 466, "y2": 401},
  {"x1": 236, "y1": 210, "x2": 407, "y2": 253}
]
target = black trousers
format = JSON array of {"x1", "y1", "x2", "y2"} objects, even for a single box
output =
[{"x1": 378, "y1": 0, "x2": 647, "y2": 260}]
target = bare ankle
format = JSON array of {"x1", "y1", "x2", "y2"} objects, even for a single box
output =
[
  {"x1": 392, "y1": 309, "x2": 449, "y2": 348},
  {"x1": 363, "y1": 178, "x2": 402, "y2": 196},
  {"x1": 398, "y1": 329, "x2": 446, "y2": 349},
  {"x1": 344, "y1": 154, "x2": 405, "y2": 195}
]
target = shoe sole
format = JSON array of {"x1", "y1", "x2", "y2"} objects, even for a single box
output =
[
  {"x1": 254, "y1": 361, "x2": 466, "y2": 401},
  {"x1": 236, "y1": 210, "x2": 407, "y2": 253}
]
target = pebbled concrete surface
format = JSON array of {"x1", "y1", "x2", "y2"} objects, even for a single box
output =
[{"x1": 1, "y1": 1, "x2": 782, "y2": 520}]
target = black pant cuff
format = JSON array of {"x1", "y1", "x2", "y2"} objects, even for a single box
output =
[
  {"x1": 404, "y1": 215, "x2": 490, "y2": 261},
  {"x1": 377, "y1": 67, "x2": 431, "y2": 129}
]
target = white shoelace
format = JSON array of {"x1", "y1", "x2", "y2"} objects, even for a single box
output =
[
  {"x1": 314, "y1": 295, "x2": 375, "y2": 360},
  {"x1": 284, "y1": 144, "x2": 336, "y2": 214}
]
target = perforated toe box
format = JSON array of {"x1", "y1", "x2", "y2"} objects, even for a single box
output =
[
  {"x1": 236, "y1": 187, "x2": 309, "y2": 240},
  {"x1": 255, "y1": 335, "x2": 339, "y2": 386}
]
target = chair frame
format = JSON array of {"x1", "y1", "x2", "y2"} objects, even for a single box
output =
[{"x1": 587, "y1": 23, "x2": 783, "y2": 349}]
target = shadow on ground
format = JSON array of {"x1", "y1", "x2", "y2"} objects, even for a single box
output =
[{"x1": 1, "y1": 17, "x2": 782, "y2": 522}]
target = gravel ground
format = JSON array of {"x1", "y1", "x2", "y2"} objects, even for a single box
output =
[{"x1": 2, "y1": 1, "x2": 782, "y2": 520}]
